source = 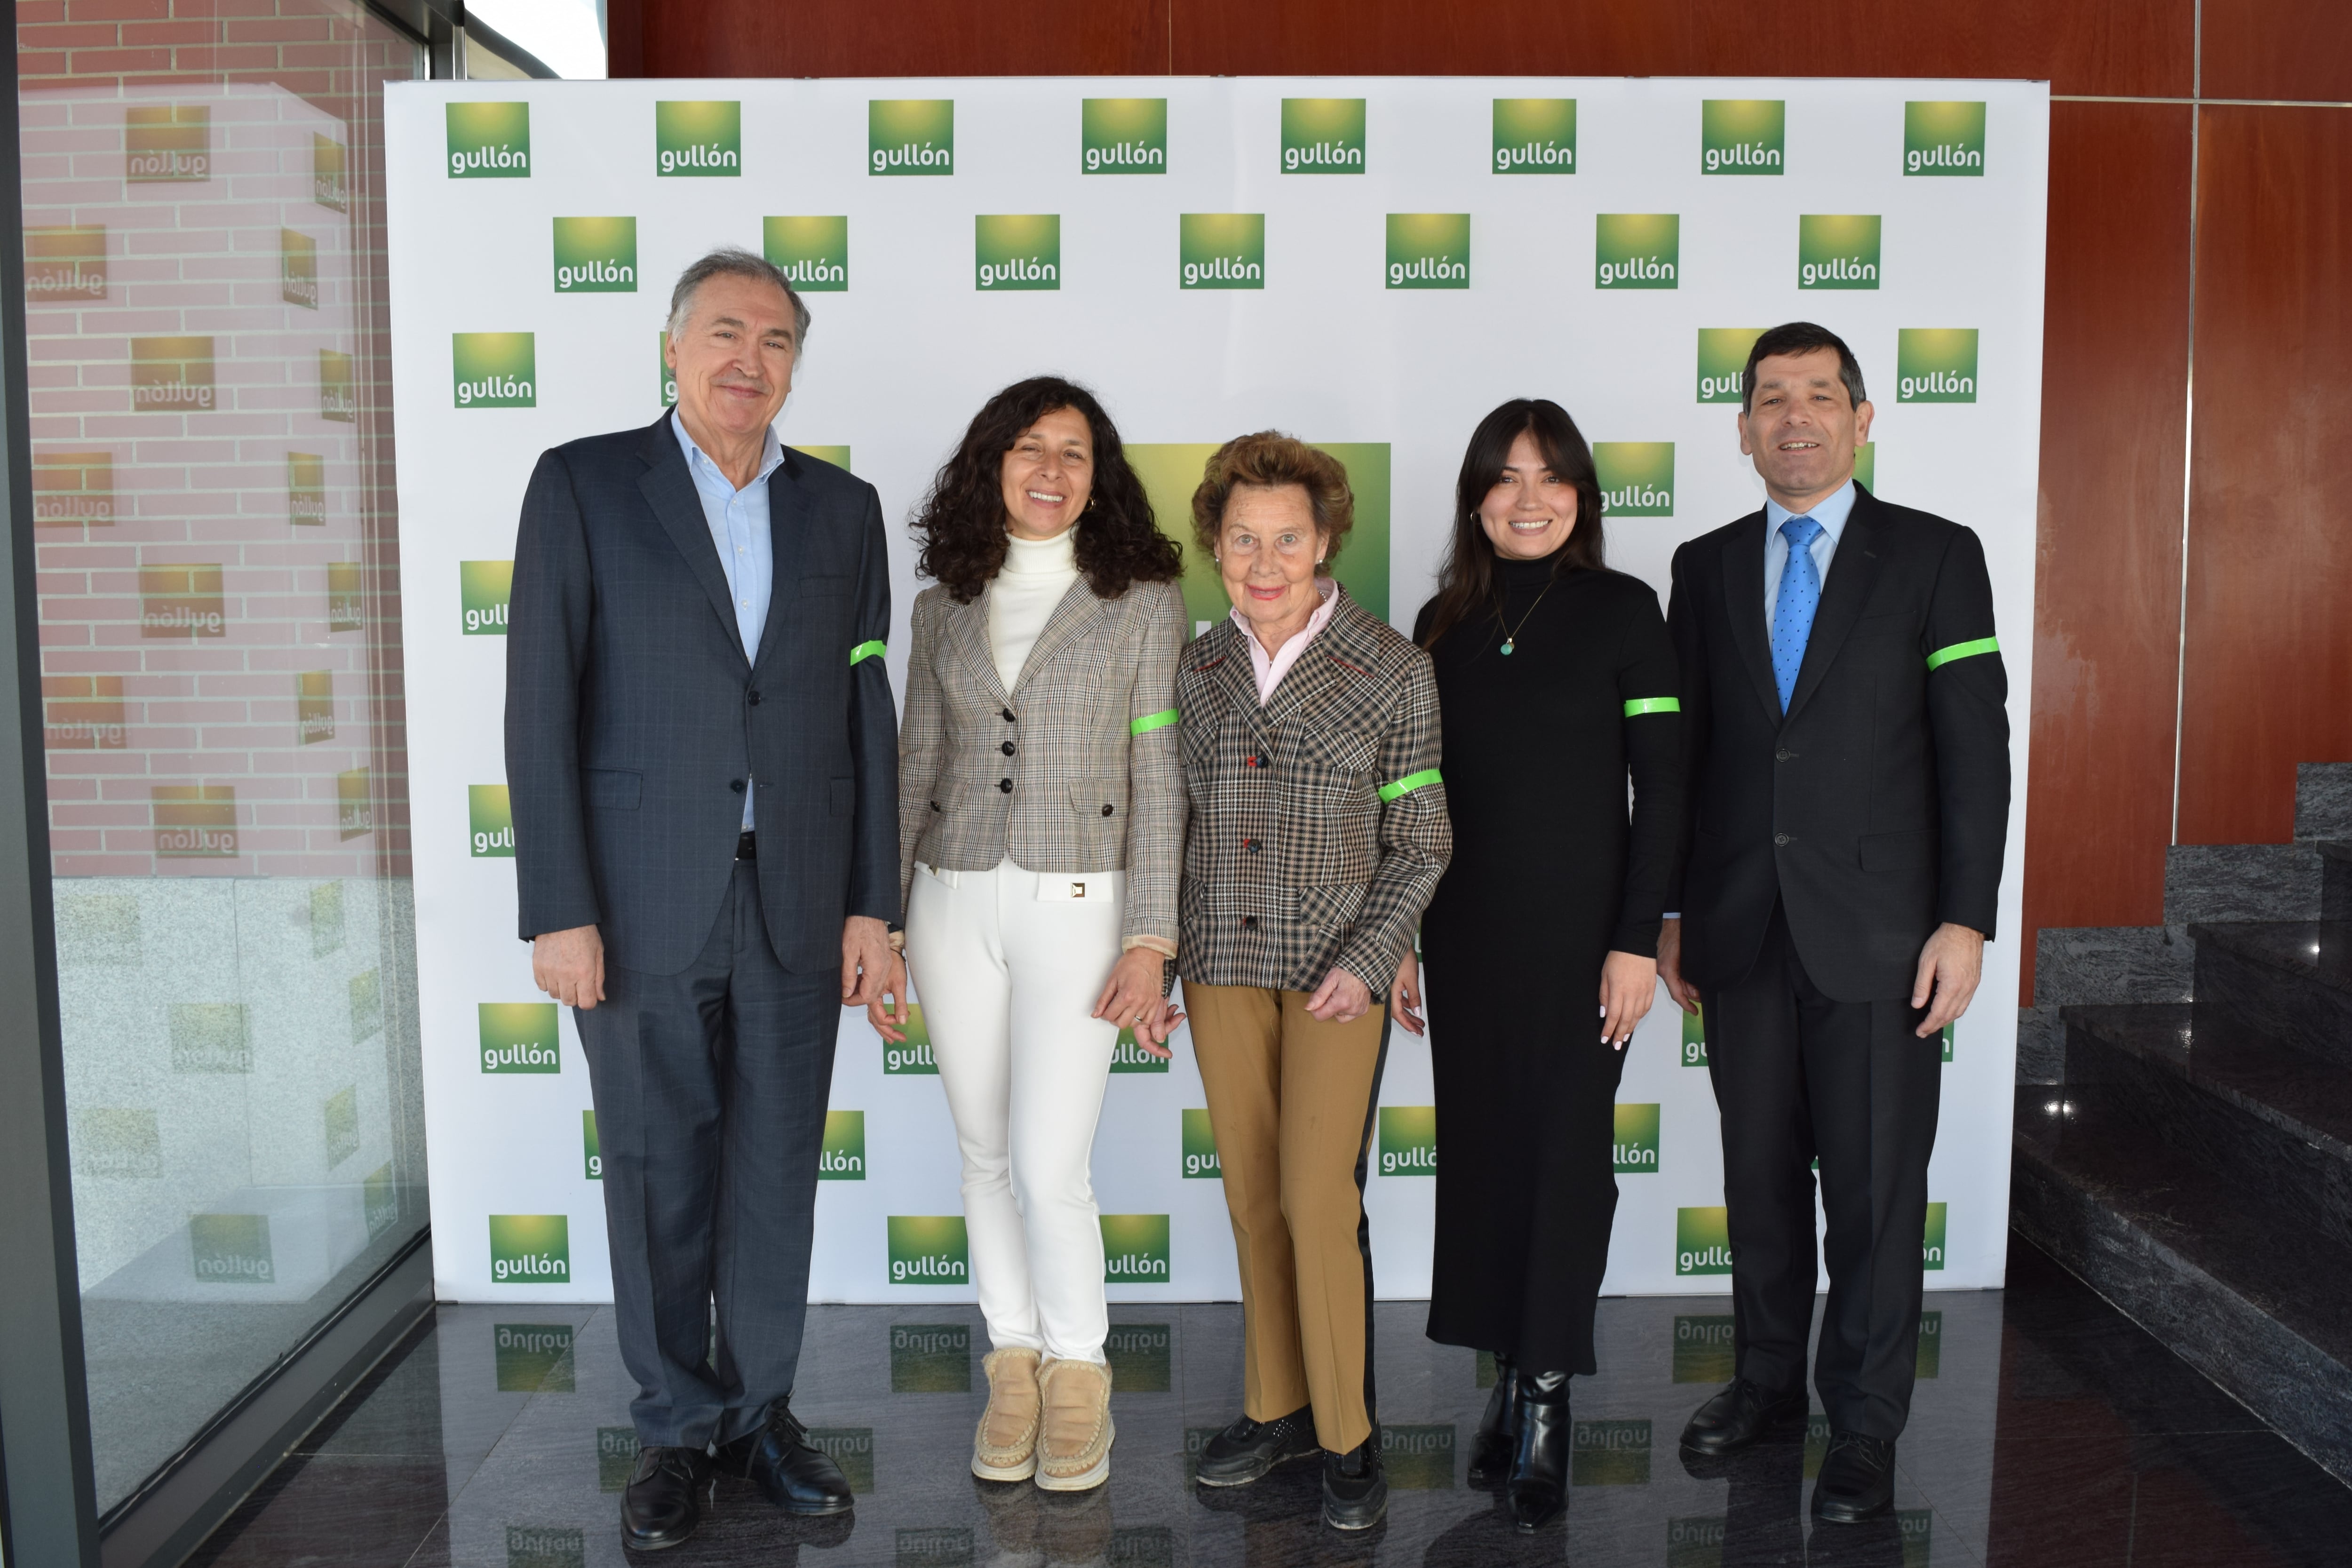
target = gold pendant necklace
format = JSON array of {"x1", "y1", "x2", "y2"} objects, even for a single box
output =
[{"x1": 1495, "y1": 578, "x2": 1554, "y2": 656}]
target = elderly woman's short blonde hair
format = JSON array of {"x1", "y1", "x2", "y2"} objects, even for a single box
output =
[{"x1": 1188, "y1": 431, "x2": 1355, "y2": 573}]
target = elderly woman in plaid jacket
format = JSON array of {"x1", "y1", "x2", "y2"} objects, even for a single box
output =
[
  {"x1": 872, "y1": 377, "x2": 1187, "y2": 1494},
  {"x1": 1177, "y1": 433, "x2": 1451, "y2": 1532}
]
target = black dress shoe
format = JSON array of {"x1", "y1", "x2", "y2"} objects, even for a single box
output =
[
  {"x1": 1194, "y1": 1404, "x2": 1319, "y2": 1487},
  {"x1": 1320, "y1": 1438, "x2": 1388, "y2": 1531},
  {"x1": 1678, "y1": 1377, "x2": 1807, "y2": 1456},
  {"x1": 1506, "y1": 1370, "x2": 1570, "y2": 1532},
  {"x1": 1467, "y1": 1353, "x2": 1521, "y2": 1485},
  {"x1": 1811, "y1": 1431, "x2": 1896, "y2": 1523},
  {"x1": 620, "y1": 1445, "x2": 709, "y2": 1551},
  {"x1": 719, "y1": 1404, "x2": 854, "y2": 1515}
]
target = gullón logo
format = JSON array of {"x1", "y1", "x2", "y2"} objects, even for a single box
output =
[
  {"x1": 657, "y1": 332, "x2": 675, "y2": 407},
  {"x1": 1596, "y1": 214, "x2": 1678, "y2": 289},
  {"x1": 1109, "y1": 1025, "x2": 1168, "y2": 1072},
  {"x1": 445, "y1": 101, "x2": 529, "y2": 178},
  {"x1": 895, "y1": 1528, "x2": 973, "y2": 1565},
  {"x1": 43, "y1": 675, "x2": 126, "y2": 750},
  {"x1": 453, "y1": 332, "x2": 535, "y2": 408},
  {"x1": 337, "y1": 766, "x2": 371, "y2": 838},
  {"x1": 883, "y1": 1004, "x2": 938, "y2": 1074},
  {"x1": 1492, "y1": 98, "x2": 1575, "y2": 174},
  {"x1": 1916, "y1": 1310, "x2": 1943, "y2": 1378},
  {"x1": 820, "y1": 1109, "x2": 865, "y2": 1178},
  {"x1": 1378, "y1": 1106, "x2": 1437, "y2": 1176},
  {"x1": 1855, "y1": 441, "x2": 1877, "y2": 493},
  {"x1": 1677, "y1": 1206, "x2": 1733, "y2": 1275},
  {"x1": 551, "y1": 216, "x2": 636, "y2": 293},
  {"x1": 809, "y1": 1429, "x2": 875, "y2": 1492},
  {"x1": 1682, "y1": 1003, "x2": 1708, "y2": 1066},
  {"x1": 795, "y1": 445, "x2": 851, "y2": 470},
  {"x1": 1178, "y1": 214, "x2": 1264, "y2": 291},
  {"x1": 156, "y1": 785, "x2": 237, "y2": 860},
  {"x1": 460, "y1": 559, "x2": 513, "y2": 635},
  {"x1": 1672, "y1": 1315, "x2": 1736, "y2": 1384},
  {"x1": 140, "y1": 563, "x2": 224, "y2": 637},
  {"x1": 1105, "y1": 1324, "x2": 1172, "y2": 1391},
  {"x1": 1897, "y1": 328, "x2": 1978, "y2": 403},
  {"x1": 1701, "y1": 99, "x2": 1785, "y2": 174},
  {"x1": 190, "y1": 1212, "x2": 272, "y2": 1283},
  {"x1": 34, "y1": 450, "x2": 113, "y2": 527},
  {"x1": 1905, "y1": 101, "x2": 1986, "y2": 176},
  {"x1": 288, "y1": 452, "x2": 325, "y2": 525},
  {"x1": 1798, "y1": 214, "x2": 1882, "y2": 290},
  {"x1": 171, "y1": 1001, "x2": 250, "y2": 1071},
  {"x1": 1082, "y1": 98, "x2": 1167, "y2": 174},
  {"x1": 1381, "y1": 1425, "x2": 1457, "y2": 1490},
  {"x1": 598, "y1": 1427, "x2": 640, "y2": 1490},
  {"x1": 319, "y1": 349, "x2": 356, "y2": 422},
  {"x1": 130, "y1": 335, "x2": 215, "y2": 411},
  {"x1": 583, "y1": 1110, "x2": 600, "y2": 1179},
  {"x1": 1668, "y1": 1516, "x2": 1727, "y2": 1568},
  {"x1": 487, "y1": 1214, "x2": 570, "y2": 1284},
  {"x1": 764, "y1": 216, "x2": 849, "y2": 292},
  {"x1": 975, "y1": 215, "x2": 1058, "y2": 291},
  {"x1": 890, "y1": 1323, "x2": 972, "y2": 1391},
  {"x1": 281, "y1": 228, "x2": 317, "y2": 308},
  {"x1": 296, "y1": 670, "x2": 334, "y2": 745},
  {"x1": 367, "y1": 1163, "x2": 399, "y2": 1237},
  {"x1": 504, "y1": 1526, "x2": 583, "y2": 1568},
  {"x1": 328, "y1": 562, "x2": 365, "y2": 633},
  {"x1": 494, "y1": 1323, "x2": 575, "y2": 1392},
  {"x1": 469, "y1": 783, "x2": 515, "y2": 857},
  {"x1": 1593, "y1": 442, "x2": 1675, "y2": 517},
  {"x1": 313, "y1": 134, "x2": 348, "y2": 211},
  {"x1": 26, "y1": 226, "x2": 107, "y2": 301},
  {"x1": 1386, "y1": 214, "x2": 1470, "y2": 290},
  {"x1": 1101, "y1": 1213, "x2": 1170, "y2": 1282},
  {"x1": 1280, "y1": 98, "x2": 1365, "y2": 173},
  {"x1": 1697, "y1": 327, "x2": 1764, "y2": 404},
  {"x1": 869, "y1": 99, "x2": 953, "y2": 175},
  {"x1": 126, "y1": 104, "x2": 208, "y2": 183},
  {"x1": 1180, "y1": 1108, "x2": 1221, "y2": 1178},
  {"x1": 1571, "y1": 1418, "x2": 1652, "y2": 1486},
  {"x1": 1923, "y1": 1201, "x2": 1947, "y2": 1270},
  {"x1": 655, "y1": 100, "x2": 740, "y2": 176},
  {"x1": 1941, "y1": 1020, "x2": 1954, "y2": 1062},
  {"x1": 479, "y1": 1002, "x2": 559, "y2": 1074},
  {"x1": 888, "y1": 1216, "x2": 969, "y2": 1285},
  {"x1": 1613, "y1": 1103, "x2": 1661, "y2": 1172}
]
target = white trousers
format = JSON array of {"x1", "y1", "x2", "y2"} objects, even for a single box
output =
[{"x1": 907, "y1": 860, "x2": 1123, "y2": 1362}]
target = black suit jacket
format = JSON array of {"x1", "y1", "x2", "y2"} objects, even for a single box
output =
[
  {"x1": 505, "y1": 414, "x2": 898, "y2": 975},
  {"x1": 1665, "y1": 484, "x2": 2009, "y2": 1001}
]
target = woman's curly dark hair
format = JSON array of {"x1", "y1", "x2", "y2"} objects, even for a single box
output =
[{"x1": 911, "y1": 376, "x2": 1183, "y2": 604}]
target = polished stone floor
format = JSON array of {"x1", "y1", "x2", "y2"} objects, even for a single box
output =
[{"x1": 188, "y1": 1238, "x2": 2352, "y2": 1567}]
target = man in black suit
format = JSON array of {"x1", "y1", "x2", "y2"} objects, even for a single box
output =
[
  {"x1": 1658, "y1": 322, "x2": 2009, "y2": 1523},
  {"x1": 506, "y1": 249, "x2": 898, "y2": 1549}
]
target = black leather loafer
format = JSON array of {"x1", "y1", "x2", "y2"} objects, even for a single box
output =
[
  {"x1": 717, "y1": 1404, "x2": 854, "y2": 1516},
  {"x1": 1467, "y1": 1354, "x2": 1521, "y2": 1486},
  {"x1": 1506, "y1": 1370, "x2": 1570, "y2": 1532},
  {"x1": 1812, "y1": 1431, "x2": 1896, "y2": 1523},
  {"x1": 1321, "y1": 1438, "x2": 1388, "y2": 1531},
  {"x1": 1679, "y1": 1378, "x2": 1808, "y2": 1456},
  {"x1": 620, "y1": 1445, "x2": 709, "y2": 1551},
  {"x1": 1195, "y1": 1405, "x2": 1319, "y2": 1487}
]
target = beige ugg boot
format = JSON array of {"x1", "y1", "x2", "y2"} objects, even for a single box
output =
[
  {"x1": 1034, "y1": 1356, "x2": 1113, "y2": 1491},
  {"x1": 973, "y1": 1347, "x2": 1044, "y2": 1481}
]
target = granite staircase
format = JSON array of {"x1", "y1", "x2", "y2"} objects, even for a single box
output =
[{"x1": 2014, "y1": 764, "x2": 2352, "y2": 1481}]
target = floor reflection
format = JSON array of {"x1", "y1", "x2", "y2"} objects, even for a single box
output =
[{"x1": 189, "y1": 1237, "x2": 2352, "y2": 1566}]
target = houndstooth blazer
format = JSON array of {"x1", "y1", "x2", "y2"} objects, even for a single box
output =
[
  {"x1": 898, "y1": 574, "x2": 1186, "y2": 951},
  {"x1": 1176, "y1": 585, "x2": 1451, "y2": 994}
]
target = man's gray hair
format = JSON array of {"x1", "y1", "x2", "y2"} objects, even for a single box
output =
[{"x1": 665, "y1": 247, "x2": 810, "y2": 349}]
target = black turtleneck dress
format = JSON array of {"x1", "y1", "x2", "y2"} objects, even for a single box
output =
[{"x1": 1413, "y1": 552, "x2": 1682, "y2": 1377}]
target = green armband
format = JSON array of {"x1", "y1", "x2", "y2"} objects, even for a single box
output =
[
  {"x1": 1622, "y1": 697, "x2": 1681, "y2": 717},
  {"x1": 1924, "y1": 637, "x2": 1998, "y2": 671},
  {"x1": 1130, "y1": 708, "x2": 1179, "y2": 735},
  {"x1": 1378, "y1": 767, "x2": 1443, "y2": 804},
  {"x1": 849, "y1": 640, "x2": 886, "y2": 666}
]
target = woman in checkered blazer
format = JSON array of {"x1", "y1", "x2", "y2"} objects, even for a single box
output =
[
  {"x1": 1176, "y1": 433, "x2": 1452, "y2": 1532},
  {"x1": 869, "y1": 378, "x2": 1186, "y2": 1495}
]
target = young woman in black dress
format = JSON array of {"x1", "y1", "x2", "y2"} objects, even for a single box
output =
[{"x1": 1394, "y1": 398, "x2": 1683, "y2": 1531}]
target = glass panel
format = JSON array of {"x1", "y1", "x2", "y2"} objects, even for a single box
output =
[{"x1": 17, "y1": 0, "x2": 426, "y2": 1513}]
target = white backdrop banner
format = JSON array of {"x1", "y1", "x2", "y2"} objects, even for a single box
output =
[{"x1": 386, "y1": 76, "x2": 2045, "y2": 1305}]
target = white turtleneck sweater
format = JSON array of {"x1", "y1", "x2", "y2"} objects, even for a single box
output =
[{"x1": 990, "y1": 526, "x2": 1081, "y2": 692}]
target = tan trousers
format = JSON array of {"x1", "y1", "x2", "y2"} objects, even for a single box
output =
[{"x1": 1186, "y1": 982, "x2": 1390, "y2": 1455}]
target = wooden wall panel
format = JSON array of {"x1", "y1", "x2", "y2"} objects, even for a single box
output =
[
  {"x1": 2175, "y1": 106, "x2": 2352, "y2": 845},
  {"x1": 636, "y1": 0, "x2": 1167, "y2": 79},
  {"x1": 2201, "y1": 0, "x2": 2352, "y2": 103},
  {"x1": 2020, "y1": 103, "x2": 2193, "y2": 983}
]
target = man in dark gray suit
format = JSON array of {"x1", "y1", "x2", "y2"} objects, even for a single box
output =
[{"x1": 506, "y1": 248, "x2": 898, "y2": 1550}]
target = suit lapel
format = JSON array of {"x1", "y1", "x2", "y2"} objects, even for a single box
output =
[
  {"x1": 1012, "y1": 578, "x2": 1109, "y2": 696},
  {"x1": 1783, "y1": 488, "x2": 1887, "y2": 723},
  {"x1": 749, "y1": 451, "x2": 810, "y2": 673},
  {"x1": 1720, "y1": 512, "x2": 1783, "y2": 721},
  {"x1": 636, "y1": 414, "x2": 746, "y2": 660},
  {"x1": 1258, "y1": 587, "x2": 1359, "y2": 729},
  {"x1": 1203, "y1": 619, "x2": 1268, "y2": 732},
  {"x1": 945, "y1": 587, "x2": 1012, "y2": 710}
]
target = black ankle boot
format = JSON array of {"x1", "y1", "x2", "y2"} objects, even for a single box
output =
[
  {"x1": 1507, "y1": 1370, "x2": 1570, "y2": 1532},
  {"x1": 1468, "y1": 1353, "x2": 1521, "y2": 1485}
]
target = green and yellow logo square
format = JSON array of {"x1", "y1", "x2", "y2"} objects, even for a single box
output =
[
  {"x1": 494, "y1": 1322, "x2": 574, "y2": 1392},
  {"x1": 1672, "y1": 1315, "x2": 1735, "y2": 1384},
  {"x1": 792, "y1": 445, "x2": 851, "y2": 471},
  {"x1": 25, "y1": 225, "x2": 106, "y2": 302},
  {"x1": 1110, "y1": 1025, "x2": 1169, "y2": 1072},
  {"x1": 1897, "y1": 329, "x2": 1978, "y2": 403},
  {"x1": 820, "y1": 1109, "x2": 865, "y2": 1179},
  {"x1": 1677, "y1": 1206, "x2": 1732, "y2": 1275},
  {"x1": 1378, "y1": 1105, "x2": 1438, "y2": 1176},
  {"x1": 288, "y1": 452, "x2": 325, "y2": 525},
  {"x1": 1916, "y1": 1310, "x2": 1942, "y2": 1378},
  {"x1": 764, "y1": 216, "x2": 848, "y2": 292},
  {"x1": 170, "y1": 1000, "x2": 249, "y2": 1069},
  {"x1": 460, "y1": 559, "x2": 512, "y2": 635},
  {"x1": 1493, "y1": 98, "x2": 1574, "y2": 173},
  {"x1": 583, "y1": 1109, "x2": 600, "y2": 1180},
  {"x1": 127, "y1": 104, "x2": 209, "y2": 183},
  {"x1": 887, "y1": 1215, "x2": 969, "y2": 1284},
  {"x1": 1387, "y1": 214, "x2": 1470, "y2": 290},
  {"x1": 808, "y1": 1429, "x2": 874, "y2": 1491},
  {"x1": 976, "y1": 215, "x2": 1059, "y2": 291},
  {"x1": 1941, "y1": 1020, "x2": 1954, "y2": 1062},
  {"x1": 655, "y1": 101, "x2": 739, "y2": 176},
  {"x1": 1923, "y1": 1202, "x2": 1947, "y2": 1270},
  {"x1": 139, "y1": 562, "x2": 224, "y2": 637},
  {"x1": 1681, "y1": 1004, "x2": 1708, "y2": 1066},
  {"x1": 889, "y1": 1323, "x2": 971, "y2": 1390},
  {"x1": 469, "y1": 783, "x2": 514, "y2": 857},
  {"x1": 1281, "y1": 98, "x2": 1364, "y2": 173},
  {"x1": 130, "y1": 334, "x2": 215, "y2": 411},
  {"x1": 296, "y1": 670, "x2": 334, "y2": 745},
  {"x1": 1180, "y1": 214, "x2": 1263, "y2": 290},
  {"x1": 1083, "y1": 98, "x2": 1167, "y2": 174},
  {"x1": 1613, "y1": 1103, "x2": 1661, "y2": 1173},
  {"x1": 1701, "y1": 99, "x2": 1784, "y2": 174},
  {"x1": 1668, "y1": 1516, "x2": 1728, "y2": 1568},
  {"x1": 1597, "y1": 214, "x2": 1678, "y2": 289},
  {"x1": 1855, "y1": 440, "x2": 1877, "y2": 493},
  {"x1": 1105, "y1": 1324, "x2": 1171, "y2": 1391},
  {"x1": 597, "y1": 1426, "x2": 638, "y2": 1489},
  {"x1": 1697, "y1": 328, "x2": 1764, "y2": 405},
  {"x1": 313, "y1": 133, "x2": 347, "y2": 210},
  {"x1": 552, "y1": 216, "x2": 636, "y2": 293},
  {"x1": 487, "y1": 1214, "x2": 569, "y2": 1285},
  {"x1": 446, "y1": 102, "x2": 529, "y2": 178},
  {"x1": 1571, "y1": 1418, "x2": 1652, "y2": 1486},
  {"x1": 453, "y1": 332, "x2": 534, "y2": 408},
  {"x1": 1906, "y1": 101, "x2": 1986, "y2": 175},
  {"x1": 154, "y1": 786, "x2": 238, "y2": 860},
  {"x1": 870, "y1": 99, "x2": 953, "y2": 175},
  {"x1": 657, "y1": 331, "x2": 676, "y2": 407},
  {"x1": 1181, "y1": 1108, "x2": 1221, "y2": 1179},
  {"x1": 190, "y1": 1212, "x2": 271, "y2": 1283},
  {"x1": 1382, "y1": 1425, "x2": 1457, "y2": 1489},
  {"x1": 281, "y1": 228, "x2": 317, "y2": 309},
  {"x1": 882, "y1": 1004, "x2": 937, "y2": 1074},
  {"x1": 1101, "y1": 1213, "x2": 1170, "y2": 1282},
  {"x1": 336, "y1": 765, "x2": 371, "y2": 838},
  {"x1": 319, "y1": 348, "x2": 355, "y2": 422},
  {"x1": 1594, "y1": 442, "x2": 1675, "y2": 517},
  {"x1": 1799, "y1": 215, "x2": 1881, "y2": 290},
  {"x1": 479, "y1": 1002, "x2": 558, "y2": 1073}
]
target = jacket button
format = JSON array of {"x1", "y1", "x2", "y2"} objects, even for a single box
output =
[
  {"x1": 930, "y1": 800, "x2": 942, "y2": 813},
  {"x1": 1001, "y1": 740, "x2": 1016, "y2": 756},
  {"x1": 1245, "y1": 756, "x2": 1259, "y2": 768},
  {"x1": 729, "y1": 779, "x2": 746, "y2": 794},
  {"x1": 1244, "y1": 838, "x2": 1259, "y2": 852},
  {"x1": 1774, "y1": 832, "x2": 1792, "y2": 845},
  {"x1": 1775, "y1": 748, "x2": 1793, "y2": 761},
  {"x1": 1001, "y1": 708, "x2": 1017, "y2": 723},
  {"x1": 1241, "y1": 915, "x2": 1257, "y2": 929},
  {"x1": 999, "y1": 779, "x2": 1013, "y2": 793},
  {"x1": 748, "y1": 690, "x2": 762, "y2": 706},
  {"x1": 1101, "y1": 804, "x2": 1114, "y2": 817}
]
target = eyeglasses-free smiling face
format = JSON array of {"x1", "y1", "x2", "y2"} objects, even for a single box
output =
[
  {"x1": 1218, "y1": 483, "x2": 1326, "y2": 653},
  {"x1": 664, "y1": 272, "x2": 798, "y2": 456},
  {"x1": 1478, "y1": 430, "x2": 1579, "y2": 560},
  {"x1": 1739, "y1": 345, "x2": 1874, "y2": 512},
  {"x1": 999, "y1": 406, "x2": 1095, "y2": 541}
]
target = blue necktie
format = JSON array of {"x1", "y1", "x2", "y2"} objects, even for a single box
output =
[{"x1": 1771, "y1": 516, "x2": 1824, "y2": 712}]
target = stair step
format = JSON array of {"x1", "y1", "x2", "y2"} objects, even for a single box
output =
[
  {"x1": 2033, "y1": 924, "x2": 2196, "y2": 1008},
  {"x1": 2011, "y1": 1085, "x2": 2352, "y2": 1482},
  {"x1": 2297, "y1": 764, "x2": 2352, "y2": 842},
  {"x1": 2323, "y1": 842, "x2": 2352, "y2": 923},
  {"x1": 2191, "y1": 922, "x2": 2352, "y2": 1072},
  {"x1": 2165, "y1": 844, "x2": 2325, "y2": 923}
]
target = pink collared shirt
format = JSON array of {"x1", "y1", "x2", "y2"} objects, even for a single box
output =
[{"x1": 1233, "y1": 577, "x2": 1340, "y2": 705}]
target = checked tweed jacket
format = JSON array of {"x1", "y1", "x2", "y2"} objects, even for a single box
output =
[
  {"x1": 1176, "y1": 585, "x2": 1452, "y2": 994},
  {"x1": 897, "y1": 575, "x2": 1187, "y2": 951}
]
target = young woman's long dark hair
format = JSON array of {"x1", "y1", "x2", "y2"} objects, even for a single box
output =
[
  {"x1": 911, "y1": 375, "x2": 1182, "y2": 604},
  {"x1": 1418, "y1": 398, "x2": 1606, "y2": 650}
]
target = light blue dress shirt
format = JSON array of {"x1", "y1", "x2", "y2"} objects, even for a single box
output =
[
  {"x1": 671, "y1": 410, "x2": 785, "y2": 830},
  {"x1": 1762, "y1": 478, "x2": 1857, "y2": 632}
]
